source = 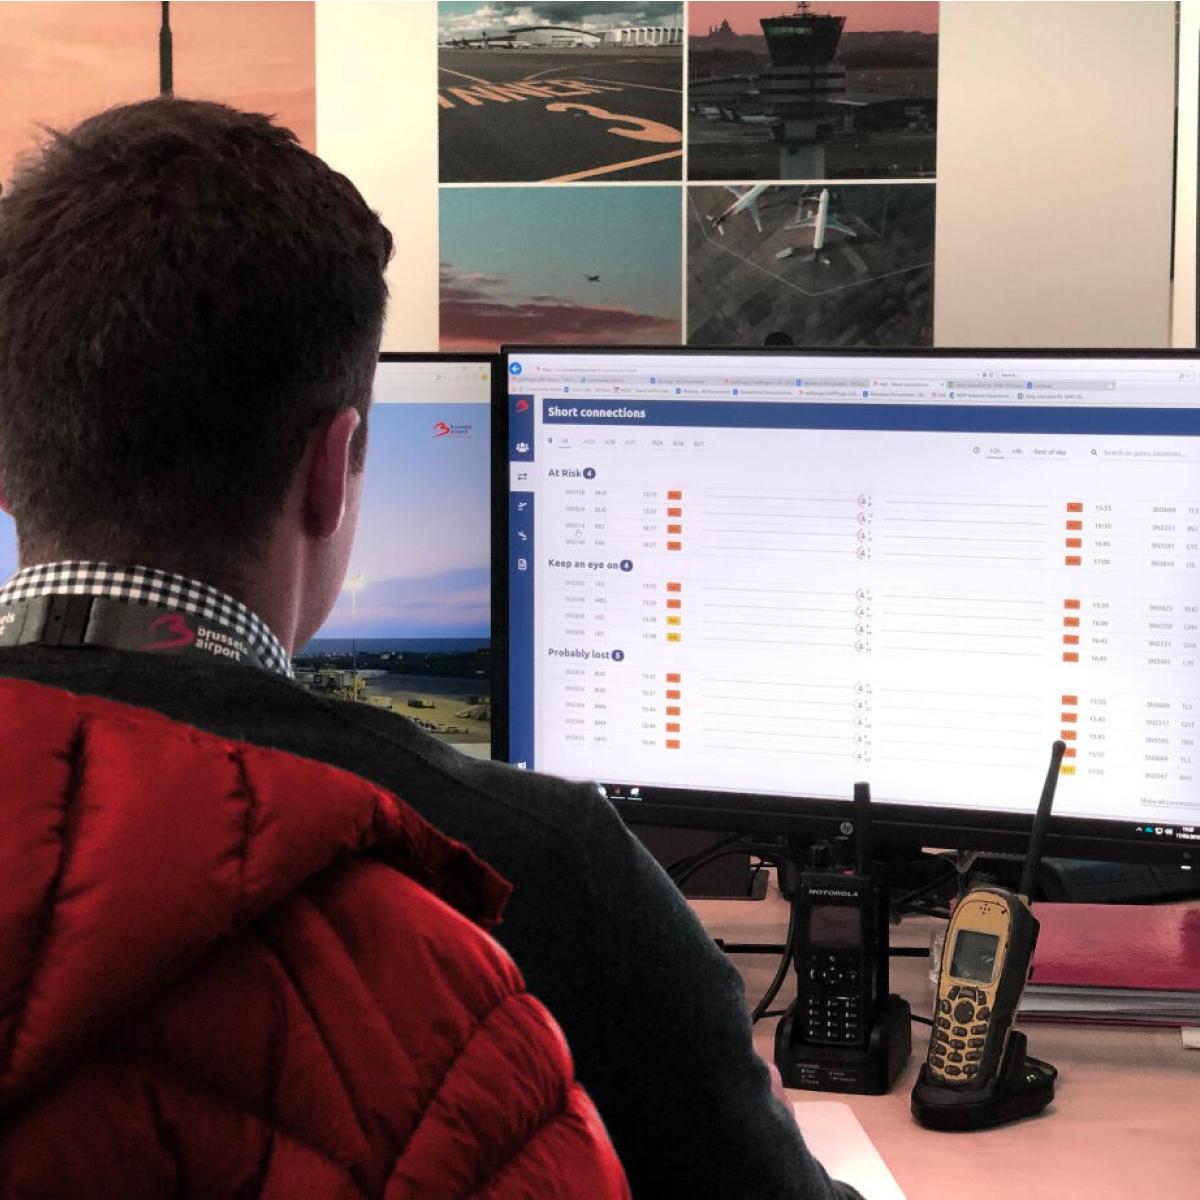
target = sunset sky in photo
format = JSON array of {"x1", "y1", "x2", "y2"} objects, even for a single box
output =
[
  {"x1": 439, "y1": 186, "x2": 682, "y2": 349},
  {"x1": 688, "y1": 2, "x2": 939, "y2": 36},
  {"x1": 0, "y1": 1, "x2": 314, "y2": 186}
]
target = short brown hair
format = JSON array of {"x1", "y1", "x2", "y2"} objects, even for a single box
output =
[{"x1": 0, "y1": 98, "x2": 392, "y2": 583}]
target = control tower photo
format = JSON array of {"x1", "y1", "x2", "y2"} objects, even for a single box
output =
[{"x1": 759, "y1": 3, "x2": 847, "y2": 178}]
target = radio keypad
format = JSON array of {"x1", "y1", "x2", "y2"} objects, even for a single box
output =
[{"x1": 803, "y1": 949, "x2": 864, "y2": 1043}]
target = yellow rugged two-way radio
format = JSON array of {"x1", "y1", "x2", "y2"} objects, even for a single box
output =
[{"x1": 911, "y1": 741, "x2": 1066, "y2": 1131}]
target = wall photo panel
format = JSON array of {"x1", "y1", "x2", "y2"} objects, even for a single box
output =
[
  {"x1": 687, "y1": 1, "x2": 938, "y2": 183},
  {"x1": 0, "y1": 1, "x2": 315, "y2": 189},
  {"x1": 439, "y1": 184, "x2": 682, "y2": 348},
  {"x1": 687, "y1": 182, "x2": 934, "y2": 347},
  {"x1": 437, "y1": 1, "x2": 684, "y2": 183}
]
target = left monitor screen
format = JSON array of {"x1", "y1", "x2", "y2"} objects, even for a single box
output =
[{"x1": 0, "y1": 355, "x2": 496, "y2": 754}]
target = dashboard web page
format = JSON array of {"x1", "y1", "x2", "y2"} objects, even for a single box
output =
[{"x1": 506, "y1": 352, "x2": 1200, "y2": 847}]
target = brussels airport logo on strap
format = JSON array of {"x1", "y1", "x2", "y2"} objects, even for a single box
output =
[
  {"x1": 433, "y1": 419, "x2": 475, "y2": 438},
  {"x1": 142, "y1": 613, "x2": 247, "y2": 662},
  {"x1": 143, "y1": 613, "x2": 197, "y2": 651}
]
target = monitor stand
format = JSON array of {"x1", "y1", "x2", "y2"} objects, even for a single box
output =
[{"x1": 630, "y1": 824, "x2": 770, "y2": 900}]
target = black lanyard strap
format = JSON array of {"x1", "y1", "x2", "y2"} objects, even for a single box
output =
[{"x1": 0, "y1": 594, "x2": 269, "y2": 671}]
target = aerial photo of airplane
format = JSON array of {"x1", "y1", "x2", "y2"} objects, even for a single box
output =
[
  {"x1": 781, "y1": 187, "x2": 859, "y2": 261},
  {"x1": 708, "y1": 183, "x2": 771, "y2": 234},
  {"x1": 585, "y1": 274, "x2": 600, "y2": 282},
  {"x1": 705, "y1": 183, "x2": 871, "y2": 264}
]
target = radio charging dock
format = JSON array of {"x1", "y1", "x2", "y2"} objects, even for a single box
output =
[
  {"x1": 776, "y1": 991, "x2": 912, "y2": 1095},
  {"x1": 911, "y1": 1029, "x2": 1057, "y2": 1131}
]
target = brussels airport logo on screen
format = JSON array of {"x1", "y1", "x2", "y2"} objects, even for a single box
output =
[{"x1": 433, "y1": 418, "x2": 474, "y2": 439}]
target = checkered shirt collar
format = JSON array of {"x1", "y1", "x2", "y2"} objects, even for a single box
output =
[{"x1": 0, "y1": 561, "x2": 293, "y2": 679}]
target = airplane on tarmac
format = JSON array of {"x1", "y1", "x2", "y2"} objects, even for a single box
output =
[
  {"x1": 781, "y1": 187, "x2": 859, "y2": 261},
  {"x1": 708, "y1": 183, "x2": 771, "y2": 235},
  {"x1": 708, "y1": 184, "x2": 867, "y2": 262}
]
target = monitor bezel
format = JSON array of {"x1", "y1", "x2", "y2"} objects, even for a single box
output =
[{"x1": 494, "y1": 344, "x2": 1199, "y2": 869}]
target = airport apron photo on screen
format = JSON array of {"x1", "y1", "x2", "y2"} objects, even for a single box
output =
[{"x1": 0, "y1": 356, "x2": 495, "y2": 755}]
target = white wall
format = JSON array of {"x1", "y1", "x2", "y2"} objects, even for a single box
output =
[
  {"x1": 935, "y1": 1, "x2": 1177, "y2": 348},
  {"x1": 316, "y1": 0, "x2": 440, "y2": 351},
  {"x1": 1173, "y1": 0, "x2": 1199, "y2": 348}
]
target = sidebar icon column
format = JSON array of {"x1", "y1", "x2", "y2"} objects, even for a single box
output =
[{"x1": 509, "y1": 391, "x2": 536, "y2": 768}]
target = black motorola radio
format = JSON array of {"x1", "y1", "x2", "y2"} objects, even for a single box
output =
[
  {"x1": 791, "y1": 787, "x2": 889, "y2": 1052},
  {"x1": 775, "y1": 782, "x2": 910, "y2": 1094},
  {"x1": 911, "y1": 741, "x2": 1066, "y2": 1131}
]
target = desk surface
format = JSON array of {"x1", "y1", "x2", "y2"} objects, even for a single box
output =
[{"x1": 692, "y1": 886, "x2": 1200, "y2": 1200}]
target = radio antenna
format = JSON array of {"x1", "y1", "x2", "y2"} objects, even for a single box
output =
[
  {"x1": 1018, "y1": 740, "x2": 1067, "y2": 902},
  {"x1": 853, "y1": 780, "x2": 873, "y2": 875}
]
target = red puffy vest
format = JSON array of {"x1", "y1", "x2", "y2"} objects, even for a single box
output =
[{"x1": 0, "y1": 679, "x2": 629, "y2": 1198}]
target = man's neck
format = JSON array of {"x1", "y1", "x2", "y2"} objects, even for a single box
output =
[{"x1": 236, "y1": 571, "x2": 302, "y2": 657}]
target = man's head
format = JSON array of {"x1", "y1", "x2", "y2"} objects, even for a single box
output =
[{"x1": 0, "y1": 98, "x2": 392, "y2": 640}]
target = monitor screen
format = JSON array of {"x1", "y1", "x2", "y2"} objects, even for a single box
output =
[
  {"x1": 499, "y1": 347, "x2": 1200, "y2": 865},
  {"x1": 296, "y1": 353, "x2": 495, "y2": 753},
  {"x1": 0, "y1": 354, "x2": 497, "y2": 754}
]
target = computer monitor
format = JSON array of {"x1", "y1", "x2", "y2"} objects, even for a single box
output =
[
  {"x1": 498, "y1": 346, "x2": 1200, "y2": 868},
  {"x1": 295, "y1": 353, "x2": 497, "y2": 753},
  {"x1": 0, "y1": 353, "x2": 499, "y2": 754}
]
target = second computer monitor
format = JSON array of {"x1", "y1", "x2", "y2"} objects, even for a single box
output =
[
  {"x1": 295, "y1": 353, "x2": 496, "y2": 752},
  {"x1": 0, "y1": 353, "x2": 498, "y2": 752}
]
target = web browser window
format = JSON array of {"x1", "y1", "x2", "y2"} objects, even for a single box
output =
[
  {"x1": 298, "y1": 356, "x2": 493, "y2": 753},
  {"x1": 0, "y1": 356, "x2": 495, "y2": 754},
  {"x1": 505, "y1": 351, "x2": 1200, "y2": 845}
]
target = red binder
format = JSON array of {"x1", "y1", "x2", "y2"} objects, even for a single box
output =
[{"x1": 1028, "y1": 902, "x2": 1200, "y2": 991}]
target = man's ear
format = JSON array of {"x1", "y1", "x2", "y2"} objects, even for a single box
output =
[
  {"x1": 0, "y1": 481, "x2": 12, "y2": 517},
  {"x1": 302, "y1": 408, "x2": 361, "y2": 540}
]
